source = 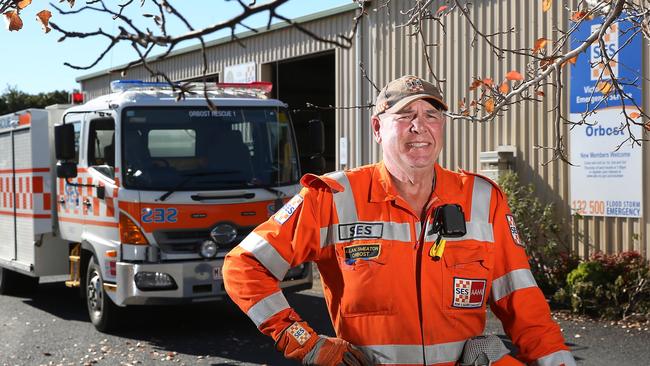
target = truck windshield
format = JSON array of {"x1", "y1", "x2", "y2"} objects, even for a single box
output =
[{"x1": 121, "y1": 106, "x2": 299, "y2": 191}]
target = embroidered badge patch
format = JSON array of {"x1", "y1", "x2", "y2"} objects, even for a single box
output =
[
  {"x1": 506, "y1": 214, "x2": 524, "y2": 247},
  {"x1": 338, "y1": 222, "x2": 384, "y2": 241},
  {"x1": 274, "y1": 194, "x2": 303, "y2": 224},
  {"x1": 452, "y1": 277, "x2": 487, "y2": 308},
  {"x1": 287, "y1": 322, "x2": 311, "y2": 346},
  {"x1": 343, "y1": 244, "x2": 381, "y2": 264}
]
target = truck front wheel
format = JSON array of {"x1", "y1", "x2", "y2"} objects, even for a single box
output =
[{"x1": 86, "y1": 259, "x2": 120, "y2": 332}]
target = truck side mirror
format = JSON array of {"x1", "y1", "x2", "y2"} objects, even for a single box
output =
[
  {"x1": 56, "y1": 161, "x2": 78, "y2": 179},
  {"x1": 306, "y1": 119, "x2": 324, "y2": 156},
  {"x1": 303, "y1": 156, "x2": 326, "y2": 175},
  {"x1": 55, "y1": 124, "x2": 76, "y2": 160}
]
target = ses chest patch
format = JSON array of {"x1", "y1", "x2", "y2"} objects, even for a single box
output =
[
  {"x1": 452, "y1": 277, "x2": 487, "y2": 308},
  {"x1": 274, "y1": 194, "x2": 303, "y2": 224}
]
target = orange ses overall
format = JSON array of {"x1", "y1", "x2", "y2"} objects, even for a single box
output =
[{"x1": 224, "y1": 163, "x2": 574, "y2": 366}]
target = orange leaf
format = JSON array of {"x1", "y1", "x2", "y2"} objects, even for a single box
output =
[
  {"x1": 17, "y1": 0, "x2": 32, "y2": 9},
  {"x1": 540, "y1": 57, "x2": 559, "y2": 70},
  {"x1": 469, "y1": 79, "x2": 483, "y2": 91},
  {"x1": 462, "y1": 110, "x2": 470, "y2": 116},
  {"x1": 629, "y1": 112, "x2": 641, "y2": 119},
  {"x1": 482, "y1": 78, "x2": 494, "y2": 88},
  {"x1": 505, "y1": 70, "x2": 524, "y2": 81},
  {"x1": 644, "y1": 122, "x2": 650, "y2": 132},
  {"x1": 485, "y1": 98, "x2": 495, "y2": 113},
  {"x1": 567, "y1": 56, "x2": 577, "y2": 65},
  {"x1": 542, "y1": 0, "x2": 552, "y2": 13},
  {"x1": 536, "y1": 91, "x2": 545, "y2": 97},
  {"x1": 437, "y1": 5, "x2": 448, "y2": 14},
  {"x1": 458, "y1": 98, "x2": 466, "y2": 109},
  {"x1": 36, "y1": 10, "x2": 51, "y2": 33},
  {"x1": 597, "y1": 81, "x2": 613, "y2": 95},
  {"x1": 470, "y1": 100, "x2": 477, "y2": 107},
  {"x1": 533, "y1": 38, "x2": 549, "y2": 54},
  {"x1": 499, "y1": 82, "x2": 510, "y2": 94},
  {"x1": 3, "y1": 11, "x2": 23, "y2": 31},
  {"x1": 571, "y1": 11, "x2": 589, "y2": 21}
]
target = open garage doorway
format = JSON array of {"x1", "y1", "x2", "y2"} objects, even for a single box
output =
[{"x1": 263, "y1": 51, "x2": 335, "y2": 175}]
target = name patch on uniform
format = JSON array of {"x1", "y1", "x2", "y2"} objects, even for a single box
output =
[
  {"x1": 286, "y1": 322, "x2": 311, "y2": 346},
  {"x1": 506, "y1": 214, "x2": 524, "y2": 247},
  {"x1": 274, "y1": 195, "x2": 303, "y2": 224},
  {"x1": 338, "y1": 222, "x2": 383, "y2": 241},
  {"x1": 343, "y1": 244, "x2": 381, "y2": 263},
  {"x1": 452, "y1": 277, "x2": 487, "y2": 308}
]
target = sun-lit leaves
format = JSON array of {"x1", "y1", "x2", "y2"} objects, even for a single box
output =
[
  {"x1": 629, "y1": 112, "x2": 641, "y2": 119},
  {"x1": 36, "y1": 10, "x2": 51, "y2": 33},
  {"x1": 571, "y1": 11, "x2": 590, "y2": 22},
  {"x1": 469, "y1": 79, "x2": 483, "y2": 91},
  {"x1": 505, "y1": 70, "x2": 524, "y2": 81},
  {"x1": 482, "y1": 78, "x2": 494, "y2": 87},
  {"x1": 4, "y1": 11, "x2": 23, "y2": 31},
  {"x1": 499, "y1": 82, "x2": 510, "y2": 94},
  {"x1": 542, "y1": 0, "x2": 552, "y2": 13},
  {"x1": 485, "y1": 98, "x2": 495, "y2": 113},
  {"x1": 17, "y1": 0, "x2": 32, "y2": 9},
  {"x1": 597, "y1": 81, "x2": 613, "y2": 95},
  {"x1": 536, "y1": 91, "x2": 545, "y2": 97},
  {"x1": 436, "y1": 5, "x2": 448, "y2": 15},
  {"x1": 533, "y1": 37, "x2": 549, "y2": 54}
]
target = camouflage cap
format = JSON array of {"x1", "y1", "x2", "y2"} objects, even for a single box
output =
[{"x1": 373, "y1": 75, "x2": 448, "y2": 116}]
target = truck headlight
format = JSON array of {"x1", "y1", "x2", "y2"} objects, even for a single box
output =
[
  {"x1": 199, "y1": 240, "x2": 218, "y2": 258},
  {"x1": 134, "y1": 272, "x2": 177, "y2": 291}
]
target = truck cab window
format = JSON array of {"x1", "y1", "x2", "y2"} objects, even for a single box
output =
[{"x1": 87, "y1": 117, "x2": 115, "y2": 179}]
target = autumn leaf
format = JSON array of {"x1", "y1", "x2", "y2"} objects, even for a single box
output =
[
  {"x1": 462, "y1": 110, "x2": 470, "y2": 116},
  {"x1": 482, "y1": 78, "x2": 494, "y2": 87},
  {"x1": 597, "y1": 81, "x2": 613, "y2": 95},
  {"x1": 17, "y1": 0, "x2": 32, "y2": 9},
  {"x1": 36, "y1": 10, "x2": 51, "y2": 33},
  {"x1": 4, "y1": 11, "x2": 23, "y2": 31},
  {"x1": 485, "y1": 98, "x2": 495, "y2": 113},
  {"x1": 571, "y1": 11, "x2": 590, "y2": 21},
  {"x1": 469, "y1": 100, "x2": 477, "y2": 107},
  {"x1": 542, "y1": 0, "x2": 552, "y2": 13},
  {"x1": 499, "y1": 82, "x2": 510, "y2": 94},
  {"x1": 536, "y1": 91, "x2": 545, "y2": 97},
  {"x1": 436, "y1": 5, "x2": 448, "y2": 15},
  {"x1": 629, "y1": 112, "x2": 641, "y2": 119},
  {"x1": 644, "y1": 122, "x2": 650, "y2": 132},
  {"x1": 567, "y1": 56, "x2": 577, "y2": 65},
  {"x1": 469, "y1": 79, "x2": 482, "y2": 91},
  {"x1": 540, "y1": 57, "x2": 559, "y2": 70},
  {"x1": 505, "y1": 70, "x2": 524, "y2": 81},
  {"x1": 533, "y1": 38, "x2": 549, "y2": 54},
  {"x1": 458, "y1": 99, "x2": 466, "y2": 109}
]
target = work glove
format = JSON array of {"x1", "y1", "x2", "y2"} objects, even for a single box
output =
[
  {"x1": 275, "y1": 321, "x2": 373, "y2": 366},
  {"x1": 302, "y1": 336, "x2": 374, "y2": 366}
]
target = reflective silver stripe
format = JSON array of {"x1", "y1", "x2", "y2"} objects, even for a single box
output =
[
  {"x1": 445, "y1": 222, "x2": 494, "y2": 243},
  {"x1": 361, "y1": 341, "x2": 465, "y2": 365},
  {"x1": 471, "y1": 177, "x2": 492, "y2": 223},
  {"x1": 246, "y1": 291, "x2": 290, "y2": 328},
  {"x1": 239, "y1": 232, "x2": 290, "y2": 281},
  {"x1": 491, "y1": 268, "x2": 538, "y2": 302},
  {"x1": 319, "y1": 222, "x2": 412, "y2": 247},
  {"x1": 532, "y1": 350, "x2": 577, "y2": 366},
  {"x1": 327, "y1": 171, "x2": 358, "y2": 223}
]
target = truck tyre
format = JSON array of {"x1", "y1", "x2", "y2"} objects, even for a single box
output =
[{"x1": 86, "y1": 259, "x2": 120, "y2": 332}]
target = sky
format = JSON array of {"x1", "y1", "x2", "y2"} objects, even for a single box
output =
[{"x1": 0, "y1": 0, "x2": 352, "y2": 95}]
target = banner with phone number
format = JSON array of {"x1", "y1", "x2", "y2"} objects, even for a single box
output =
[{"x1": 568, "y1": 16, "x2": 643, "y2": 218}]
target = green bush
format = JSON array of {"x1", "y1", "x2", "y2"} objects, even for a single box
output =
[
  {"x1": 554, "y1": 251, "x2": 650, "y2": 320},
  {"x1": 498, "y1": 172, "x2": 579, "y2": 296}
]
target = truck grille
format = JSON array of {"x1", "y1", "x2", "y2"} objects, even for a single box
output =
[{"x1": 153, "y1": 226, "x2": 255, "y2": 254}]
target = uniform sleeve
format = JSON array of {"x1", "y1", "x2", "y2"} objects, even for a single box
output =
[
  {"x1": 222, "y1": 185, "x2": 332, "y2": 342},
  {"x1": 488, "y1": 190, "x2": 575, "y2": 366}
]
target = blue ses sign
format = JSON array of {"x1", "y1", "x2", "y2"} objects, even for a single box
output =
[{"x1": 569, "y1": 16, "x2": 643, "y2": 218}]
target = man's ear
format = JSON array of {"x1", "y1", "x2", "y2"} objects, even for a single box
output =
[{"x1": 371, "y1": 116, "x2": 382, "y2": 143}]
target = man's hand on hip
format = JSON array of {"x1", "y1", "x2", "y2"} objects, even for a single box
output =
[{"x1": 302, "y1": 336, "x2": 373, "y2": 366}]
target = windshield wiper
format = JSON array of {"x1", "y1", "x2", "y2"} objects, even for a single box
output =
[{"x1": 156, "y1": 170, "x2": 240, "y2": 202}]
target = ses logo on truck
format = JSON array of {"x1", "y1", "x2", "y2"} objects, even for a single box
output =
[
  {"x1": 452, "y1": 277, "x2": 487, "y2": 308},
  {"x1": 141, "y1": 208, "x2": 178, "y2": 223}
]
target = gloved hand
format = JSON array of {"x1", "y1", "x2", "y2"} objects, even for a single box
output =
[
  {"x1": 302, "y1": 336, "x2": 374, "y2": 366},
  {"x1": 275, "y1": 321, "x2": 373, "y2": 366}
]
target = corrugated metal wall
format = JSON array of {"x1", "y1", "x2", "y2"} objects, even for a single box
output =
[{"x1": 78, "y1": 1, "x2": 648, "y2": 258}]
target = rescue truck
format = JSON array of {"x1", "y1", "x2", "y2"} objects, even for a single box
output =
[{"x1": 0, "y1": 81, "x2": 321, "y2": 331}]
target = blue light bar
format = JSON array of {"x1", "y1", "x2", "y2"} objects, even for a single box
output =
[{"x1": 110, "y1": 80, "x2": 177, "y2": 92}]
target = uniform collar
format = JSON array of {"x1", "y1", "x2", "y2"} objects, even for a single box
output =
[{"x1": 369, "y1": 161, "x2": 462, "y2": 203}]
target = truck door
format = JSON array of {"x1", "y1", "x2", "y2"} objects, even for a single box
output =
[
  {"x1": 57, "y1": 120, "x2": 83, "y2": 240},
  {"x1": 82, "y1": 117, "x2": 119, "y2": 244}
]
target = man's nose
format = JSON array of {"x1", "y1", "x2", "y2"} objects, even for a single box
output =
[{"x1": 409, "y1": 114, "x2": 425, "y2": 133}]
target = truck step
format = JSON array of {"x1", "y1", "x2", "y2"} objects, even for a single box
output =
[{"x1": 69, "y1": 255, "x2": 80, "y2": 262}]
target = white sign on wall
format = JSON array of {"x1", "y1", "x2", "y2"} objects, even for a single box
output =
[{"x1": 223, "y1": 62, "x2": 256, "y2": 83}]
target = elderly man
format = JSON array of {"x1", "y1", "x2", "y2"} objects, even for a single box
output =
[{"x1": 223, "y1": 75, "x2": 575, "y2": 366}]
